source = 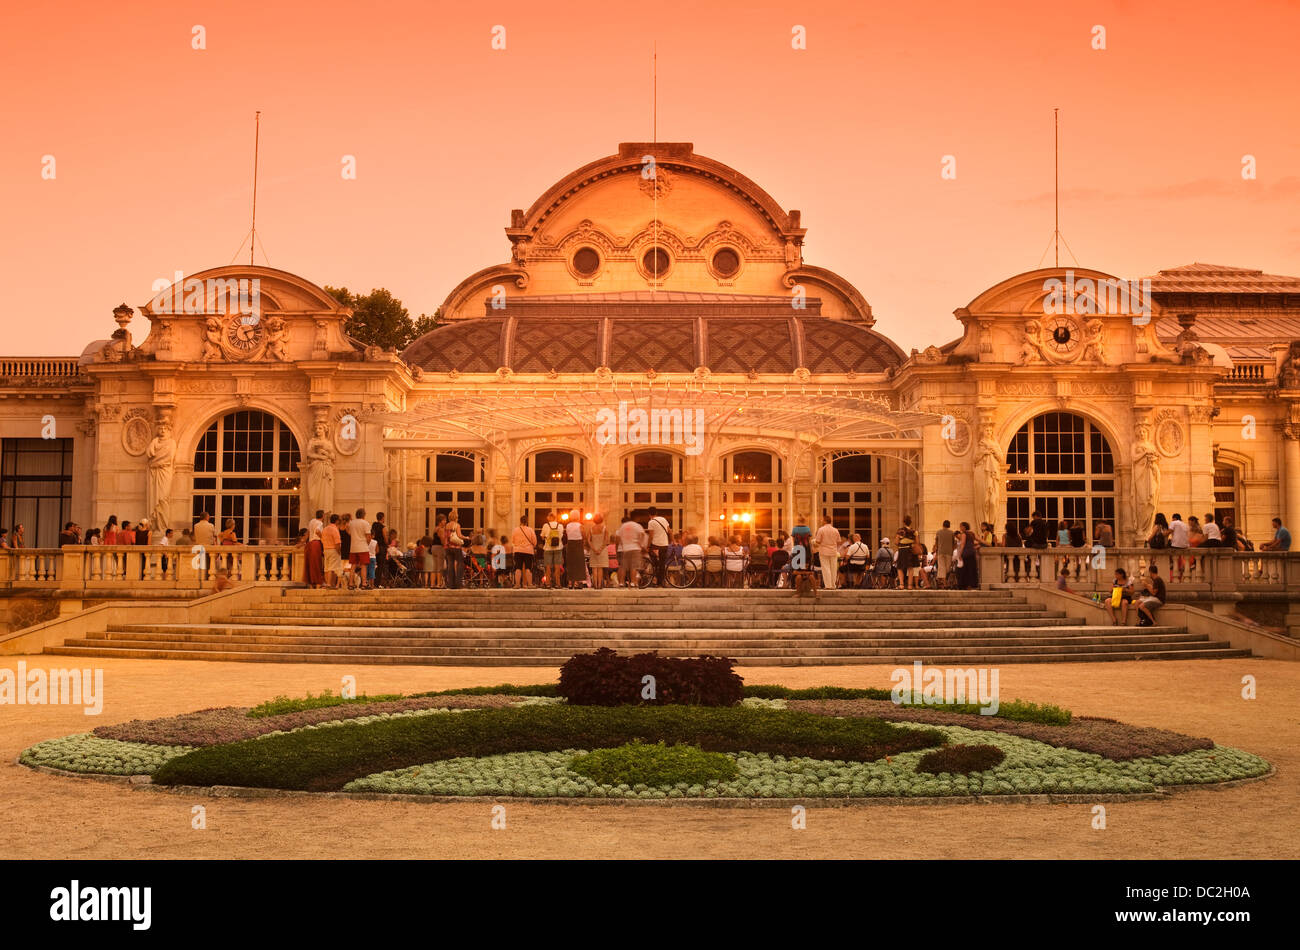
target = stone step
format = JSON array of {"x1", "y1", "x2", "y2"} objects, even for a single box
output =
[
  {"x1": 279, "y1": 589, "x2": 1021, "y2": 602},
  {"x1": 109, "y1": 620, "x2": 1113, "y2": 641},
  {"x1": 218, "y1": 613, "x2": 1070, "y2": 630},
  {"x1": 81, "y1": 630, "x2": 1213, "y2": 651},
  {"x1": 230, "y1": 604, "x2": 1057, "y2": 619},
  {"x1": 43, "y1": 644, "x2": 1253, "y2": 665}
]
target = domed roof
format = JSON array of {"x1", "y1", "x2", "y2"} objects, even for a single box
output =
[{"x1": 403, "y1": 294, "x2": 903, "y2": 375}]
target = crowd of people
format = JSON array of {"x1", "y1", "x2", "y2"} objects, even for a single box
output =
[{"x1": 289, "y1": 507, "x2": 999, "y2": 592}]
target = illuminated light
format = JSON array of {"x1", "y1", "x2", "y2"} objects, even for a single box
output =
[
  {"x1": 560, "y1": 513, "x2": 569, "y2": 521},
  {"x1": 718, "y1": 514, "x2": 725, "y2": 521},
  {"x1": 584, "y1": 512, "x2": 593, "y2": 521},
  {"x1": 741, "y1": 512, "x2": 753, "y2": 523},
  {"x1": 731, "y1": 514, "x2": 740, "y2": 522}
]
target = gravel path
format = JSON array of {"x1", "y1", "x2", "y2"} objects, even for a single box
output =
[{"x1": 1, "y1": 656, "x2": 1293, "y2": 858}]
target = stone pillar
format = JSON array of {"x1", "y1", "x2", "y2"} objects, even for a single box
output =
[{"x1": 1285, "y1": 425, "x2": 1300, "y2": 532}]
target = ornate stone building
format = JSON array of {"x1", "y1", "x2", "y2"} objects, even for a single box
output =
[{"x1": 1, "y1": 143, "x2": 1297, "y2": 550}]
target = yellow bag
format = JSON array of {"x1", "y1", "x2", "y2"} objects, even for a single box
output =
[{"x1": 1110, "y1": 586, "x2": 1123, "y2": 608}]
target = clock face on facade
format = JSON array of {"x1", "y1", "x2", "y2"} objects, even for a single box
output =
[
  {"x1": 1045, "y1": 316, "x2": 1082, "y2": 357},
  {"x1": 225, "y1": 314, "x2": 264, "y2": 353}
]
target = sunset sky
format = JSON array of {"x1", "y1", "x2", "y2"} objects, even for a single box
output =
[{"x1": 2, "y1": 0, "x2": 1297, "y2": 355}]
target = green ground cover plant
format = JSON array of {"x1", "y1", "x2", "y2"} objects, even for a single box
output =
[
  {"x1": 152, "y1": 704, "x2": 944, "y2": 791},
  {"x1": 569, "y1": 741, "x2": 739, "y2": 786}
]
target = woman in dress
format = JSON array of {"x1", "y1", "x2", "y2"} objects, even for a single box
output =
[
  {"x1": 103, "y1": 516, "x2": 119, "y2": 546},
  {"x1": 894, "y1": 516, "x2": 919, "y2": 590},
  {"x1": 584, "y1": 513, "x2": 608, "y2": 590},
  {"x1": 956, "y1": 521, "x2": 979, "y2": 590},
  {"x1": 444, "y1": 513, "x2": 464, "y2": 589},
  {"x1": 429, "y1": 514, "x2": 446, "y2": 589}
]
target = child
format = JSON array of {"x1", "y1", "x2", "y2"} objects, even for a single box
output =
[
  {"x1": 490, "y1": 533, "x2": 508, "y2": 587},
  {"x1": 366, "y1": 531, "x2": 378, "y2": 590}
]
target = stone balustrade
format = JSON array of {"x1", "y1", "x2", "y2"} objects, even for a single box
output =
[
  {"x1": 976, "y1": 546, "x2": 1300, "y2": 597},
  {"x1": 0, "y1": 545, "x2": 304, "y2": 592}
]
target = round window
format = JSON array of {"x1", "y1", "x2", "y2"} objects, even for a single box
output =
[
  {"x1": 572, "y1": 247, "x2": 601, "y2": 277},
  {"x1": 642, "y1": 247, "x2": 671, "y2": 278},
  {"x1": 712, "y1": 247, "x2": 740, "y2": 278}
]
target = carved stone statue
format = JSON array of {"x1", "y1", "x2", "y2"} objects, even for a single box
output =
[
  {"x1": 1279, "y1": 341, "x2": 1300, "y2": 389},
  {"x1": 1132, "y1": 419, "x2": 1162, "y2": 539},
  {"x1": 301, "y1": 421, "x2": 336, "y2": 514},
  {"x1": 1017, "y1": 320, "x2": 1047, "y2": 364},
  {"x1": 264, "y1": 315, "x2": 289, "y2": 362},
  {"x1": 1081, "y1": 319, "x2": 1106, "y2": 363},
  {"x1": 201, "y1": 317, "x2": 224, "y2": 361},
  {"x1": 146, "y1": 419, "x2": 177, "y2": 531},
  {"x1": 973, "y1": 422, "x2": 1004, "y2": 531}
]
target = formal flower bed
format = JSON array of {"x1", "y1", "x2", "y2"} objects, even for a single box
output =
[
  {"x1": 17, "y1": 667, "x2": 1271, "y2": 800},
  {"x1": 341, "y1": 724, "x2": 1269, "y2": 799}
]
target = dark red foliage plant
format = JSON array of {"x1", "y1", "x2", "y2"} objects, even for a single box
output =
[{"x1": 558, "y1": 648, "x2": 744, "y2": 707}]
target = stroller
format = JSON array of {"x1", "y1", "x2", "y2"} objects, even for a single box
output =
[{"x1": 386, "y1": 553, "x2": 417, "y2": 588}]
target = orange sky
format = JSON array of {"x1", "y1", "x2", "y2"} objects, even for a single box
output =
[{"x1": 2, "y1": 0, "x2": 1297, "y2": 355}]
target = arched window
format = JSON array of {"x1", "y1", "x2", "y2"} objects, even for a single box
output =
[
  {"x1": 720, "y1": 450, "x2": 783, "y2": 539},
  {"x1": 1004, "y1": 412, "x2": 1115, "y2": 541},
  {"x1": 523, "y1": 450, "x2": 587, "y2": 528},
  {"x1": 192, "y1": 410, "x2": 301, "y2": 543},
  {"x1": 819, "y1": 453, "x2": 883, "y2": 540},
  {"x1": 421, "y1": 452, "x2": 485, "y2": 535},
  {"x1": 621, "y1": 451, "x2": 683, "y2": 530}
]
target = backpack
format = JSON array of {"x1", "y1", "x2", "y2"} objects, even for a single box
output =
[
  {"x1": 542, "y1": 522, "x2": 562, "y2": 549},
  {"x1": 1149, "y1": 529, "x2": 1167, "y2": 550}
]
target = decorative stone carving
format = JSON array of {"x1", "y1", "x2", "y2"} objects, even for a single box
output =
[
  {"x1": 146, "y1": 411, "x2": 177, "y2": 531},
  {"x1": 201, "y1": 317, "x2": 224, "y2": 361},
  {"x1": 300, "y1": 410, "x2": 336, "y2": 515},
  {"x1": 333, "y1": 407, "x2": 362, "y2": 456},
  {"x1": 121, "y1": 409, "x2": 152, "y2": 456},
  {"x1": 1073, "y1": 381, "x2": 1126, "y2": 396},
  {"x1": 97, "y1": 403, "x2": 123, "y2": 422},
  {"x1": 264, "y1": 315, "x2": 290, "y2": 362},
  {"x1": 638, "y1": 166, "x2": 672, "y2": 199},
  {"x1": 973, "y1": 421, "x2": 1004, "y2": 531},
  {"x1": 1132, "y1": 415, "x2": 1162, "y2": 539},
  {"x1": 1016, "y1": 320, "x2": 1048, "y2": 365},
  {"x1": 996, "y1": 380, "x2": 1053, "y2": 396},
  {"x1": 592, "y1": 366, "x2": 611, "y2": 383},
  {"x1": 915, "y1": 345, "x2": 945, "y2": 364},
  {"x1": 75, "y1": 417, "x2": 97, "y2": 438},
  {"x1": 792, "y1": 367, "x2": 811, "y2": 383},
  {"x1": 1279, "y1": 342, "x2": 1300, "y2": 389},
  {"x1": 1154, "y1": 410, "x2": 1185, "y2": 458},
  {"x1": 1081, "y1": 319, "x2": 1106, "y2": 364},
  {"x1": 499, "y1": 367, "x2": 518, "y2": 382}
]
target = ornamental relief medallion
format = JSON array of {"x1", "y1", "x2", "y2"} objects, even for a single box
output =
[
  {"x1": 1154, "y1": 410, "x2": 1185, "y2": 458},
  {"x1": 121, "y1": 408, "x2": 153, "y2": 456}
]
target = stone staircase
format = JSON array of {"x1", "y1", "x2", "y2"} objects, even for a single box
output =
[{"x1": 42, "y1": 587, "x2": 1251, "y2": 666}]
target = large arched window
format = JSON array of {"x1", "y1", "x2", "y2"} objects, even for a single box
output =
[
  {"x1": 819, "y1": 452, "x2": 883, "y2": 540},
  {"x1": 192, "y1": 410, "x2": 301, "y2": 543},
  {"x1": 523, "y1": 450, "x2": 587, "y2": 528},
  {"x1": 421, "y1": 451, "x2": 485, "y2": 535},
  {"x1": 720, "y1": 450, "x2": 783, "y2": 539},
  {"x1": 620, "y1": 450, "x2": 683, "y2": 530},
  {"x1": 1005, "y1": 412, "x2": 1115, "y2": 541}
]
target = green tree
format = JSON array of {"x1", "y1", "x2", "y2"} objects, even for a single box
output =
[{"x1": 325, "y1": 286, "x2": 440, "y2": 350}]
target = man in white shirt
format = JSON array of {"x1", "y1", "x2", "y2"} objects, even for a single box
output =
[
  {"x1": 1169, "y1": 513, "x2": 1189, "y2": 548},
  {"x1": 1203, "y1": 514, "x2": 1223, "y2": 547},
  {"x1": 813, "y1": 514, "x2": 843, "y2": 589},
  {"x1": 307, "y1": 509, "x2": 324, "y2": 542},
  {"x1": 843, "y1": 532, "x2": 871, "y2": 588},
  {"x1": 347, "y1": 508, "x2": 372, "y2": 590},
  {"x1": 681, "y1": 537, "x2": 704, "y2": 572},
  {"x1": 645, "y1": 506, "x2": 671, "y2": 587},
  {"x1": 617, "y1": 514, "x2": 647, "y2": 588}
]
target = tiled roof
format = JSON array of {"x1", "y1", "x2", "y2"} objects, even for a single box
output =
[
  {"x1": 403, "y1": 314, "x2": 903, "y2": 375},
  {"x1": 1146, "y1": 263, "x2": 1300, "y2": 293},
  {"x1": 520, "y1": 291, "x2": 795, "y2": 304}
]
